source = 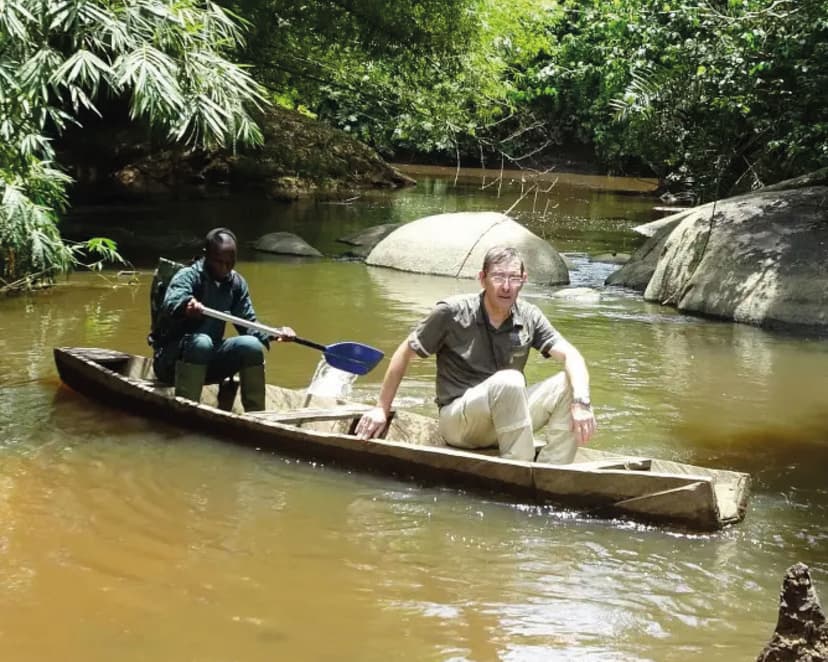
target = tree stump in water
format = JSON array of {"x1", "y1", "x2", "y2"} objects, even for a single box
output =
[{"x1": 757, "y1": 563, "x2": 828, "y2": 661}]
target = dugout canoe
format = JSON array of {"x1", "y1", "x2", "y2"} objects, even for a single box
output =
[{"x1": 53, "y1": 347, "x2": 750, "y2": 531}]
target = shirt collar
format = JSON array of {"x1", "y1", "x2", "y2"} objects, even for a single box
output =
[{"x1": 476, "y1": 292, "x2": 524, "y2": 329}]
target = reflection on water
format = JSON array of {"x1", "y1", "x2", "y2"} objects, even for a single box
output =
[
  {"x1": 61, "y1": 170, "x2": 659, "y2": 266},
  {"x1": 366, "y1": 266, "x2": 480, "y2": 317},
  {"x1": 1, "y1": 175, "x2": 827, "y2": 660}
]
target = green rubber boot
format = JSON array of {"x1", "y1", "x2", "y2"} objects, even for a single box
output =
[
  {"x1": 174, "y1": 360, "x2": 207, "y2": 404},
  {"x1": 217, "y1": 378, "x2": 239, "y2": 411},
  {"x1": 240, "y1": 363, "x2": 266, "y2": 412}
]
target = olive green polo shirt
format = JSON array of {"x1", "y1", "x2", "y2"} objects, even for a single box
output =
[{"x1": 408, "y1": 292, "x2": 560, "y2": 407}]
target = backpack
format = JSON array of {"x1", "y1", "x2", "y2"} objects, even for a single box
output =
[
  {"x1": 147, "y1": 257, "x2": 239, "y2": 348},
  {"x1": 147, "y1": 257, "x2": 193, "y2": 348}
]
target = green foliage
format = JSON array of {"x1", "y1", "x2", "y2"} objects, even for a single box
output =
[
  {"x1": 522, "y1": 0, "x2": 828, "y2": 198},
  {"x1": 76, "y1": 237, "x2": 125, "y2": 272},
  {"x1": 225, "y1": 0, "x2": 825, "y2": 199},
  {"x1": 0, "y1": 168, "x2": 74, "y2": 289},
  {"x1": 222, "y1": 0, "x2": 559, "y2": 163},
  {"x1": 0, "y1": 0, "x2": 266, "y2": 290},
  {"x1": 3, "y1": 0, "x2": 824, "y2": 282}
]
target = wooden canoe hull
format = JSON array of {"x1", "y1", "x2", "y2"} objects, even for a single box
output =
[{"x1": 53, "y1": 347, "x2": 750, "y2": 531}]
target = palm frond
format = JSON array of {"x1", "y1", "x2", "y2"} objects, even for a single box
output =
[
  {"x1": 610, "y1": 69, "x2": 660, "y2": 121},
  {"x1": 51, "y1": 49, "x2": 113, "y2": 92},
  {"x1": 1, "y1": 0, "x2": 268, "y2": 288},
  {"x1": 116, "y1": 44, "x2": 185, "y2": 120},
  {"x1": 0, "y1": 0, "x2": 33, "y2": 41}
]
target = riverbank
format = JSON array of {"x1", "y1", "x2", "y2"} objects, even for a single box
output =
[
  {"x1": 60, "y1": 105, "x2": 415, "y2": 204},
  {"x1": 58, "y1": 106, "x2": 662, "y2": 206},
  {"x1": 394, "y1": 163, "x2": 659, "y2": 194}
]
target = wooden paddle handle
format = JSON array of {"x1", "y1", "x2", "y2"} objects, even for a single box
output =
[{"x1": 201, "y1": 306, "x2": 324, "y2": 350}]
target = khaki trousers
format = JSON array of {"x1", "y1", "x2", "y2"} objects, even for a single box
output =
[{"x1": 437, "y1": 369, "x2": 577, "y2": 464}]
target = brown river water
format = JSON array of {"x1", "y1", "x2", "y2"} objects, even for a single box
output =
[{"x1": 0, "y1": 166, "x2": 827, "y2": 661}]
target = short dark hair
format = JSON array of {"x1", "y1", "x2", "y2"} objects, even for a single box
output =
[
  {"x1": 482, "y1": 246, "x2": 524, "y2": 274},
  {"x1": 204, "y1": 227, "x2": 237, "y2": 253}
]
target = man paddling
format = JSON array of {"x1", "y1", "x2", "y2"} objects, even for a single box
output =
[
  {"x1": 151, "y1": 227, "x2": 295, "y2": 411},
  {"x1": 356, "y1": 245, "x2": 596, "y2": 463}
]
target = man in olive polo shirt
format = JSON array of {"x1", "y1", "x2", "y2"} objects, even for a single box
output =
[{"x1": 356, "y1": 245, "x2": 597, "y2": 463}]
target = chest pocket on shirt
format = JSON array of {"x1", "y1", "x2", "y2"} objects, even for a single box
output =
[{"x1": 508, "y1": 327, "x2": 531, "y2": 366}]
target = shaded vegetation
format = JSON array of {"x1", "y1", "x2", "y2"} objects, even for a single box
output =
[
  {"x1": 2, "y1": 0, "x2": 825, "y2": 287},
  {"x1": 0, "y1": 0, "x2": 265, "y2": 290},
  {"x1": 224, "y1": 0, "x2": 826, "y2": 199},
  {"x1": 60, "y1": 104, "x2": 413, "y2": 201}
]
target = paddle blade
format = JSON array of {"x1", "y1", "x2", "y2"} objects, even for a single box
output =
[{"x1": 322, "y1": 342, "x2": 384, "y2": 376}]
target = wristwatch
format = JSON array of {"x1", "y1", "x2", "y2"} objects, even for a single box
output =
[{"x1": 572, "y1": 396, "x2": 592, "y2": 410}]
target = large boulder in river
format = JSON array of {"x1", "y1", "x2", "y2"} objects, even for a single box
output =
[
  {"x1": 366, "y1": 212, "x2": 569, "y2": 284},
  {"x1": 643, "y1": 186, "x2": 827, "y2": 330},
  {"x1": 252, "y1": 232, "x2": 322, "y2": 257},
  {"x1": 606, "y1": 172, "x2": 828, "y2": 332},
  {"x1": 336, "y1": 223, "x2": 402, "y2": 259},
  {"x1": 605, "y1": 216, "x2": 684, "y2": 290},
  {"x1": 632, "y1": 209, "x2": 695, "y2": 238}
]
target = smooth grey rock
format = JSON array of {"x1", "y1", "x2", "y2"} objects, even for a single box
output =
[
  {"x1": 337, "y1": 223, "x2": 402, "y2": 259},
  {"x1": 759, "y1": 167, "x2": 828, "y2": 192},
  {"x1": 366, "y1": 211, "x2": 569, "y2": 285},
  {"x1": 633, "y1": 209, "x2": 694, "y2": 237},
  {"x1": 549, "y1": 287, "x2": 601, "y2": 303},
  {"x1": 643, "y1": 186, "x2": 828, "y2": 330},
  {"x1": 252, "y1": 232, "x2": 323, "y2": 257},
  {"x1": 559, "y1": 253, "x2": 576, "y2": 270},
  {"x1": 605, "y1": 222, "x2": 677, "y2": 291},
  {"x1": 338, "y1": 223, "x2": 402, "y2": 247}
]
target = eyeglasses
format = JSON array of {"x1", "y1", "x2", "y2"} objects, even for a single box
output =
[{"x1": 488, "y1": 272, "x2": 524, "y2": 286}]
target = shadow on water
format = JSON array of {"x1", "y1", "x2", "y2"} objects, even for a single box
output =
[
  {"x1": 49, "y1": 383, "x2": 154, "y2": 435},
  {"x1": 672, "y1": 412, "x2": 828, "y2": 495}
]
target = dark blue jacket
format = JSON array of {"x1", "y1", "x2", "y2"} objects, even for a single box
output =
[{"x1": 158, "y1": 258, "x2": 270, "y2": 349}]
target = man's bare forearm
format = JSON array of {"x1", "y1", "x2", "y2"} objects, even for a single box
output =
[
  {"x1": 377, "y1": 341, "x2": 415, "y2": 413},
  {"x1": 564, "y1": 348, "x2": 590, "y2": 401},
  {"x1": 549, "y1": 338, "x2": 590, "y2": 400}
]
